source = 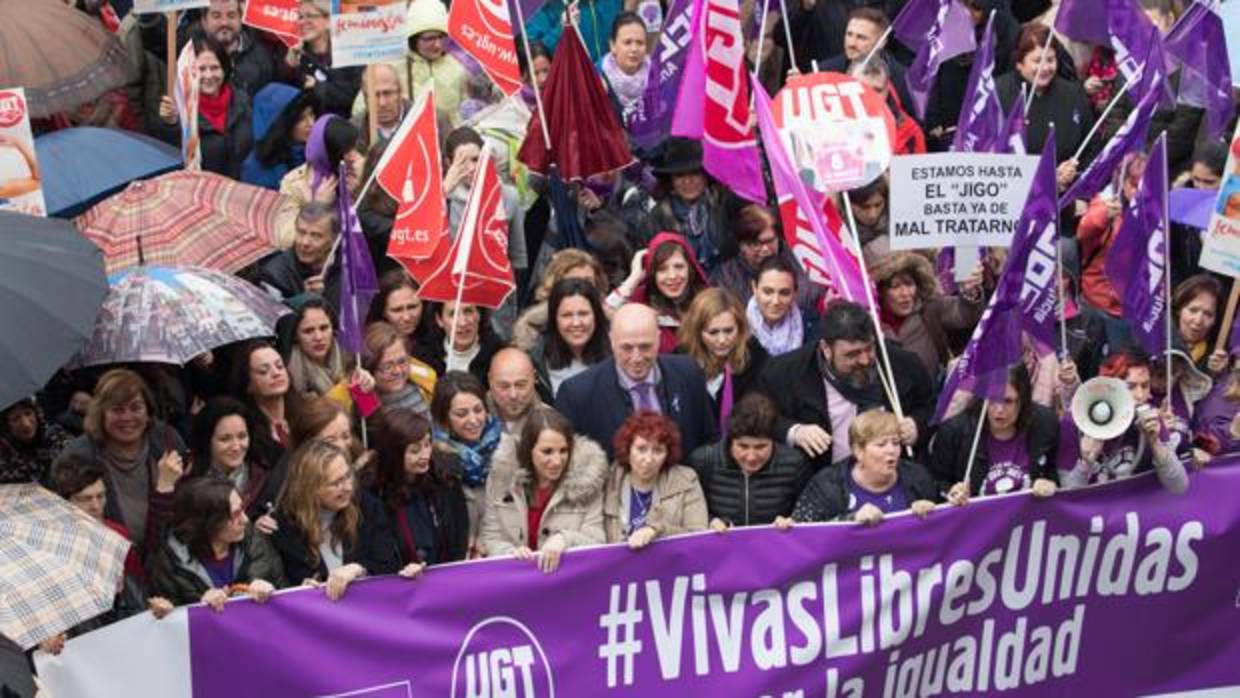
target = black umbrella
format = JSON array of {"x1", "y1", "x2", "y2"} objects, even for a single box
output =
[{"x1": 0, "y1": 211, "x2": 107, "y2": 409}]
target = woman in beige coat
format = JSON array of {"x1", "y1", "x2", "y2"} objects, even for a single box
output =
[
  {"x1": 479, "y1": 407, "x2": 608, "y2": 572},
  {"x1": 603, "y1": 412, "x2": 709, "y2": 548}
]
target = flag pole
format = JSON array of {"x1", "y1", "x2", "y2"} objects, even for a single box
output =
[
  {"x1": 1161, "y1": 139, "x2": 1173, "y2": 409},
  {"x1": 447, "y1": 146, "x2": 491, "y2": 358},
  {"x1": 1022, "y1": 27, "x2": 1056, "y2": 116},
  {"x1": 1070, "y1": 73, "x2": 1138, "y2": 163},
  {"x1": 1056, "y1": 234, "x2": 1069, "y2": 359},
  {"x1": 1215, "y1": 280, "x2": 1240, "y2": 355},
  {"x1": 751, "y1": 0, "x2": 771, "y2": 83},
  {"x1": 962, "y1": 399, "x2": 989, "y2": 491},
  {"x1": 841, "y1": 190, "x2": 909, "y2": 449},
  {"x1": 857, "y1": 26, "x2": 893, "y2": 71},
  {"x1": 776, "y1": 0, "x2": 798, "y2": 72},
  {"x1": 165, "y1": 12, "x2": 178, "y2": 98},
  {"x1": 512, "y1": 0, "x2": 552, "y2": 146}
]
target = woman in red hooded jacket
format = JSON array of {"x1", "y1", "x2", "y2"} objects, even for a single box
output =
[{"x1": 606, "y1": 232, "x2": 711, "y2": 353}]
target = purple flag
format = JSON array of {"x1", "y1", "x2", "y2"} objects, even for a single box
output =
[
  {"x1": 997, "y1": 94, "x2": 1027, "y2": 156},
  {"x1": 1105, "y1": 134, "x2": 1170, "y2": 357},
  {"x1": 1055, "y1": 0, "x2": 1169, "y2": 105},
  {"x1": 1165, "y1": 1, "x2": 1235, "y2": 139},
  {"x1": 335, "y1": 163, "x2": 379, "y2": 354},
  {"x1": 935, "y1": 134, "x2": 1060, "y2": 421},
  {"x1": 893, "y1": 0, "x2": 976, "y2": 119},
  {"x1": 951, "y1": 11, "x2": 1002, "y2": 152},
  {"x1": 630, "y1": 0, "x2": 693, "y2": 150},
  {"x1": 1058, "y1": 83, "x2": 1158, "y2": 206},
  {"x1": 670, "y1": 0, "x2": 766, "y2": 203},
  {"x1": 752, "y1": 75, "x2": 873, "y2": 306}
]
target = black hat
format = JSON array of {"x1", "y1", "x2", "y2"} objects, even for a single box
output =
[{"x1": 651, "y1": 137, "x2": 704, "y2": 175}]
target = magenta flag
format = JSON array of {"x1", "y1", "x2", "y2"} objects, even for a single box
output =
[
  {"x1": 1105, "y1": 134, "x2": 1170, "y2": 357},
  {"x1": 752, "y1": 75, "x2": 872, "y2": 306},
  {"x1": 670, "y1": 0, "x2": 766, "y2": 203}
]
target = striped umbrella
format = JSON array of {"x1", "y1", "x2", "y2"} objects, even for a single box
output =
[
  {"x1": 0, "y1": 0, "x2": 129, "y2": 118},
  {"x1": 76, "y1": 266, "x2": 292, "y2": 367},
  {"x1": 75, "y1": 171, "x2": 283, "y2": 275},
  {"x1": 0, "y1": 484, "x2": 130, "y2": 649}
]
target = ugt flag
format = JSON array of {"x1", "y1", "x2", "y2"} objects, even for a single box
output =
[
  {"x1": 952, "y1": 11, "x2": 1001, "y2": 153},
  {"x1": 670, "y1": 0, "x2": 765, "y2": 203},
  {"x1": 1059, "y1": 83, "x2": 1158, "y2": 206},
  {"x1": 1164, "y1": 0, "x2": 1235, "y2": 139},
  {"x1": 377, "y1": 89, "x2": 447, "y2": 273},
  {"x1": 1105, "y1": 134, "x2": 1170, "y2": 357},
  {"x1": 752, "y1": 75, "x2": 871, "y2": 306},
  {"x1": 334, "y1": 164, "x2": 379, "y2": 354},
  {"x1": 1054, "y1": 0, "x2": 1169, "y2": 104},
  {"x1": 935, "y1": 134, "x2": 1060, "y2": 421},
  {"x1": 447, "y1": 0, "x2": 523, "y2": 95}
]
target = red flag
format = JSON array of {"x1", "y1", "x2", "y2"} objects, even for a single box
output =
[
  {"x1": 378, "y1": 91, "x2": 448, "y2": 278},
  {"x1": 447, "y1": 0, "x2": 522, "y2": 96},
  {"x1": 416, "y1": 147, "x2": 515, "y2": 309},
  {"x1": 243, "y1": 0, "x2": 301, "y2": 48}
]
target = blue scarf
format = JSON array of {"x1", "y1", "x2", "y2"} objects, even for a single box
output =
[{"x1": 434, "y1": 417, "x2": 503, "y2": 488}]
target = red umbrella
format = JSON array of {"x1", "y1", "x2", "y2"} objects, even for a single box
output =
[
  {"x1": 517, "y1": 25, "x2": 634, "y2": 181},
  {"x1": 75, "y1": 171, "x2": 283, "y2": 274}
]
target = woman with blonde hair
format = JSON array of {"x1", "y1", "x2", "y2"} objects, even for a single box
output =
[
  {"x1": 269, "y1": 439, "x2": 414, "y2": 599},
  {"x1": 513, "y1": 248, "x2": 610, "y2": 350},
  {"x1": 359, "y1": 321, "x2": 437, "y2": 417},
  {"x1": 677, "y1": 287, "x2": 768, "y2": 429}
]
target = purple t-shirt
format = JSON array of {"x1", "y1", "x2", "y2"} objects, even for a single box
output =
[
  {"x1": 980, "y1": 432, "x2": 1031, "y2": 495},
  {"x1": 202, "y1": 550, "x2": 235, "y2": 589},
  {"x1": 846, "y1": 471, "x2": 910, "y2": 514}
]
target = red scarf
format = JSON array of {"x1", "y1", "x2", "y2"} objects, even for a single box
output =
[{"x1": 198, "y1": 84, "x2": 233, "y2": 134}]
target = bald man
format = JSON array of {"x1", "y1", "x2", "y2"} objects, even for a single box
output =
[
  {"x1": 488, "y1": 348, "x2": 546, "y2": 434},
  {"x1": 556, "y1": 303, "x2": 717, "y2": 458}
]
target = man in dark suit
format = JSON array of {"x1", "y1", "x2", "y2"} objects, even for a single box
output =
[
  {"x1": 556, "y1": 304, "x2": 717, "y2": 458},
  {"x1": 757, "y1": 301, "x2": 934, "y2": 471},
  {"x1": 818, "y1": 7, "x2": 919, "y2": 125}
]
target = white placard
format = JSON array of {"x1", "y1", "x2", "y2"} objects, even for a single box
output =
[
  {"x1": 1198, "y1": 122, "x2": 1240, "y2": 278},
  {"x1": 0, "y1": 87, "x2": 47, "y2": 217},
  {"x1": 889, "y1": 152, "x2": 1039, "y2": 250}
]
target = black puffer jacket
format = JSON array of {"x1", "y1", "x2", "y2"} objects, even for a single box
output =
[
  {"x1": 688, "y1": 440, "x2": 812, "y2": 526},
  {"x1": 928, "y1": 403, "x2": 1061, "y2": 496},
  {"x1": 791, "y1": 458, "x2": 939, "y2": 522},
  {"x1": 147, "y1": 526, "x2": 286, "y2": 606},
  {"x1": 269, "y1": 489, "x2": 401, "y2": 583}
]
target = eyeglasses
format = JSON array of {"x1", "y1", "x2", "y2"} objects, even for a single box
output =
[
  {"x1": 323, "y1": 469, "x2": 355, "y2": 491},
  {"x1": 741, "y1": 236, "x2": 779, "y2": 250},
  {"x1": 376, "y1": 355, "x2": 410, "y2": 375}
]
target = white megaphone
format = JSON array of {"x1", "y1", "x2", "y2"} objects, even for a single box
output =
[{"x1": 1071, "y1": 377, "x2": 1136, "y2": 441}]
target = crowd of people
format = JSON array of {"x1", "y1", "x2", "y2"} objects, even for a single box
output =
[{"x1": 1, "y1": 0, "x2": 1238, "y2": 676}]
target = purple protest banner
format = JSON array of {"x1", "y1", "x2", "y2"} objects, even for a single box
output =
[
  {"x1": 1106, "y1": 134, "x2": 1170, "y2": 357},
  {"x1": 1164, "y1": 0, "x2": 1235, "y2": 139},
  {"x1": 629, "y1": 0, "x2": 693, "y2": 150},
  {"x1": 1059, "y1": 83, "x2": 1158, "y2": 207},
  {"x1": 893, "y1": 0, "x2": 976, "y2": 119},
  {"x1": 35, "y1": 459, "x2": 1240, "y2": 696},
  {"x1": 951, "y1": 11, "x2": 1001, "y2": 153},
  {"x1": 934, "y1": 133, "x2": 1059, "y2": 421}
]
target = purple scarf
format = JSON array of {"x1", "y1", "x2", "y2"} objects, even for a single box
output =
[{"x1": 746, "y1": 295, "x2": 803, "y2": 357}]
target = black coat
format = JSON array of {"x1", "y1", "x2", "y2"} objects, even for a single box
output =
[
  {"x1": 781, "y1": 0, "x2": 903, "y2": 73},
  {"x1": 152, "y1": 88, "x2": 254, "y2": 180},
  {"x1": 996, "y1": 72, "x2": 1095, "y2": 168},
  {"x1": 821, "y1": 51, "x2": 918, "y2": 125},
  {"x1": 147, "y1": 526, "x2": 286, "y2": 606},
  {"x1": 556, "y1": 355, "x2": 718, "y2": 459},
  {"x1": 706, "y1": 338, "x2": 768, "y2": 427},
  {"x1": 755, "y1": 342, "x2": 935, "y2": 470},
  {"x1": 928, "y1": 403, "x2": 1060, "y2": 495},
  {"x1": 269, "y1": 489, "x2": 401, "y2": 583},
  {"x1": 688, "y1": 440, "x2": 812, "y2": 526},
  {"x1": 791, "y1": 458, "x2": 939, "y2": 522},
  {"x1": 413, "y1": 329, "x2": 503, "y2": 388},
  {"x1": 229, "y1": 30, "x2": 279, "y2": 98},
  {"x1": 376, "y1": 474, "x2": 470, "y2": 566}
]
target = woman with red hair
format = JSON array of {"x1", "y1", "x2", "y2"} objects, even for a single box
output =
[
  {"x1": 603, "y1": 411, "x2": 708, "y2": 548},
  {"x1": 1062, "y1": 351, "x2": 1189, "y2": 493}
]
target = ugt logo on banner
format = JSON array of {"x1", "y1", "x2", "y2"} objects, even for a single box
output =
[
  {"x1": 448, "y1": 0, "x2": 522, "y2": 96},
  {"x1": 450, "y1": 617, "x2": 554, "y2": 698}
]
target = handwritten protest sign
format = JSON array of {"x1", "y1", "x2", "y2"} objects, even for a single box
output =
[
  {"x1": 1199, "y1": 122, "x2": 1240, "y2": 277},
  {"x1": 889, "y1": 152, "x2": 1039, "y2": 250},
  {"x1": 0, "y1": 88, "x2": 47, "y2": 216},
  {"x1": 243, "y1": 0, "x2": 300, "y2": 47},
  {"x1": 772, "y1": 72, "x2": 896, "y2": 193},
  {"x1": 330, "y1": 0, "x2": 408, "y2": 68}
]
